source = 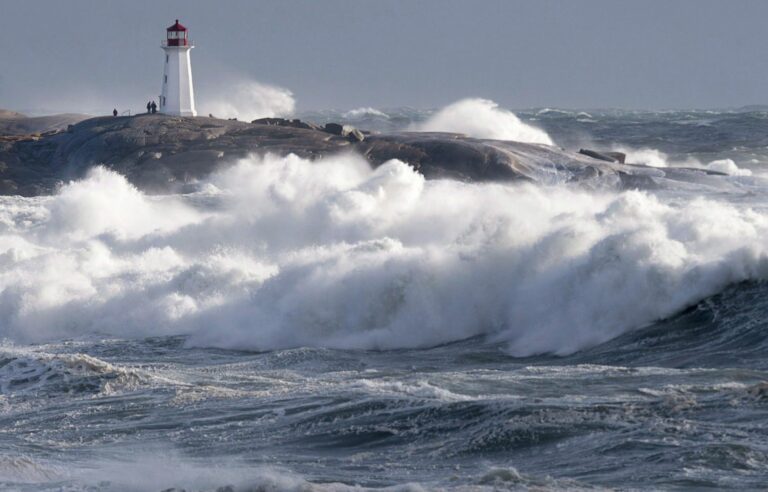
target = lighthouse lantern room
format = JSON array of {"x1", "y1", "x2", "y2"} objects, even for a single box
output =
[{"x1": 160, "y1": 19, "x2": 197, "y2": 116}]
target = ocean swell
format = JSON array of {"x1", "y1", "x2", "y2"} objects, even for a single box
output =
[{"x1": 0, "y1": 153, "x2": 767, "y2": 355}]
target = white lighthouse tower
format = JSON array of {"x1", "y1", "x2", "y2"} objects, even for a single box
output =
[{"x1": 159, "y1": 20, "x2": 197, "y2": 116}]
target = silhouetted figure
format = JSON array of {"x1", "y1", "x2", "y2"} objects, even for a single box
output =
[
  {"x1": 147, "y1": 101, "x2": 152, "y2": 114},
  {"x1": 113, "y1": 109, "x2": 118, "y2": 117},
  {"x1": 151, "y1": 101, "x2": 157, "y2": 114}
]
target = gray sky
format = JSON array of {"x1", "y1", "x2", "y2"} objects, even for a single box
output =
[{"x1": 2, "y1": 0, "x2": 767, "y2": 114}]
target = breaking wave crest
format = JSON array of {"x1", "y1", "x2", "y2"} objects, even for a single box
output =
[
  {"x1": 414, "y1": 98, "x2": 554, "y2": 145},
  {"x1": 342, "y1": 107, "x2": 390, "y2": 119},
  {"x1": 614, "y1": 146, "x2": 754, "y2": 175},
  {"x1": 1, "y1": 153, "x2": 767, "y2": 355}
]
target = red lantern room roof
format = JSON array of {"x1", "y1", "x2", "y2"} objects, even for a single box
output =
[{"x1": 167, "y1": 19, "x2": 187, "y2": 32}]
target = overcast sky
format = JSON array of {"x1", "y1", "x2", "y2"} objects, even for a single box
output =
[{"x1": 2, "y1": 0, "x2": 768, "y2": 114}]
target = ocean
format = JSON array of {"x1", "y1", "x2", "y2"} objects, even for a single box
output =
[{"x1": 1, "y1": 102, "x2": 767, "y2": 490}]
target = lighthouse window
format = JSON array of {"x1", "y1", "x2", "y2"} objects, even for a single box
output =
[
  {"x1": 166, "y1": 55, "x2": 169, "y2": 63},
  {"x1": 164, "y1": 75, "x2": 167, "y2": 83}
]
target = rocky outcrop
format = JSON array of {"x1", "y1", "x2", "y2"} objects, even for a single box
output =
[
  {"x1": 252, "y1": 118, "x2": 365, "y2": 142},
  {"x1": 0, "y1": 112, "x2": 89, "y2": 136},
  {"x1": 0, "y1": 114, "x2": 353, "y2": 194},
  {"x1": 0, "y1": 113, "x2": 736, "y2": 196},
  {"x1": 251, "y1": 117, "x2": 322, "y2": 131}
]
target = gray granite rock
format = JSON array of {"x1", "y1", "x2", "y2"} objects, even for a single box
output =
[
  {"x1": 0, "y1": 113, "x2": 733, "y2": 196},
  {"x1": 251, "y1": 117, "x2": 322, "y2": 131}
]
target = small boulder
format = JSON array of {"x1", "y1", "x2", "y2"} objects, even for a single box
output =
[
  {"x1": 322, "y1": 123, "x2": 364, "y2": 141},
  {"x1": 252, "y1": 117, "x2": 284, "y2": 125},
  {"x1": 323, "y1": 122, "x2": 344, "y2": 135},
  {"x1": 291, "y1": 119, "x2": 322, "y2": 131},
  {"x1": 579, "y1": 148, "x2": 620, "y2": 163},
  {"x1": 346, "y1": 127, "x2": 365, "y2": 142}
]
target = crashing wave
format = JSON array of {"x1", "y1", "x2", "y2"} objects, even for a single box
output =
[
  {"x1": 413, "y1": 98, "x2": 554, "y2": 145},
  {"x1": 0, "y1": 152, "x2": 767, "y2": 356}
]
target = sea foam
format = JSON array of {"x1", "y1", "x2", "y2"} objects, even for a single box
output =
[{"x1": 0, "y1": 153, "x2": 767, "y2": 355}]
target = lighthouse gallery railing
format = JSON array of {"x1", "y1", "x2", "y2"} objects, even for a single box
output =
[{"x1": 161, "y1": 40, "x2": 193, "y2": 47}]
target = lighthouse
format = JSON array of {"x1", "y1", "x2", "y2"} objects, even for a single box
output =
[{"x1": 160, "y1": 20, "x2": 197, "y2": 117}]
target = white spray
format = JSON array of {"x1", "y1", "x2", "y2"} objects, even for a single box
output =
[
  {"x1": 201, "y1": 80, "x2": 296, "y2": 121},
  {"x1": 1, "y1": 152, "x2": 768, "y2": 355},
  {"x1": 414, "y1": 98, "x2": 554, "y2": 145}
]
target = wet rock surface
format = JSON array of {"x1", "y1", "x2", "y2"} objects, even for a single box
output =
[{"x1": 0, "y1": 113, "x2": 729, "y2": 196}]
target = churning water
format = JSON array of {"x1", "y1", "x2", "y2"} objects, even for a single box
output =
[{"x1": 1, "y1": 101, "x2": 768, "y2": 490}]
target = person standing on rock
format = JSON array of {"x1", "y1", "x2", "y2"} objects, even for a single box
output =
[
  {"x1": 113, "y1": 109, "x2": 118, "y2": 117},
  {"x1": 146, "y1": 101, "x2": 152, "y2": 114},
  {"x1": 151, "y1": 101, "x2": 157, "y2": 114}
]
